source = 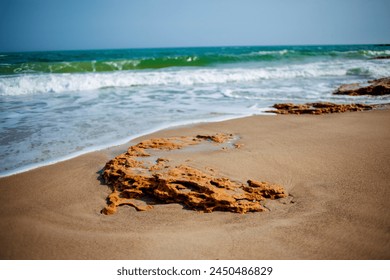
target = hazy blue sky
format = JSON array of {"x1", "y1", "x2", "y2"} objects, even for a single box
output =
[{"x1": 0, "y1": 0, "x2": 389, "y2": 52}]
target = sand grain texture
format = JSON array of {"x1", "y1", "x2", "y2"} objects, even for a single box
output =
[{"x1": 0, "y1": 110, "x2": 389, "y2": 259}]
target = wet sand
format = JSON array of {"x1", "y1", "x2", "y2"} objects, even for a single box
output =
[{"x1": 0, "y1": 109, "x2": 389, "y2": 259}]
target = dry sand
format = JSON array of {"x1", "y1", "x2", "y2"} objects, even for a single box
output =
[{"x1": 0, "y1": 109, "x2": 389, "y2": 260}]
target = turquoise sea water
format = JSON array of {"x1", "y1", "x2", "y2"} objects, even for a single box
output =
[{"x1": 1, "y1": 45, "x2": 390, "y2": 176}]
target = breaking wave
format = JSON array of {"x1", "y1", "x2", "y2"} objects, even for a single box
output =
[
  {"x1": 1, "y1": 45, "x2": 390, "y2": 75},
  {"x1": 2, "y1": 58, "x2": 390, "y2": 96}
]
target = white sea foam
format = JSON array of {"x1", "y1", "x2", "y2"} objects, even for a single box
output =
[
  {"x1": 2, "y1": 60, "x2": 388, "y2": 96},
  {"x1": 249, "y1": 49, "x2": 290, "y2": 56},
  {"x1": 362, "y1": 50, "x2": 390, "y2": 57},
  {"x1": 103, "y1": 59, "x2": 141, "y2": 70}
]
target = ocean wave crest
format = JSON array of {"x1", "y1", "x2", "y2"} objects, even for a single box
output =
[
  {"x1": 3, "y1": 61, "x2": 388, "y2": 96},
  {"x1": 2, "y1": 46, "x2": 389, "y2": 75}
]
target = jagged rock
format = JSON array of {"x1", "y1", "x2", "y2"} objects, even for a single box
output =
[
  {"x1": 333, "y1": 77, "x2": 390, "y2": 96},
  {"x1": 267, "y1": 102, "x2": 373, "y2": 115},
  {"x1": 102, "y1": 134, "x2": 287, "y2": 214},
  {"x1": 371, "y1": 56, "x2": 390, "y2": 60}
]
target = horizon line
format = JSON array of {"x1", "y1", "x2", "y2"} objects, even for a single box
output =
[{"x1": 1, "y1": 43, "x2": 389, "y2": 54}]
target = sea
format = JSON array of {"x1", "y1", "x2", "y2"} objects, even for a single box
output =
[{"x1": 1, "y1": 45, "x2": 390, "y2": 177}]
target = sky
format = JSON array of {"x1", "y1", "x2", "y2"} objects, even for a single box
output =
[{"x1": 0, "y1": 0, "x2": 389, "y2": 52}]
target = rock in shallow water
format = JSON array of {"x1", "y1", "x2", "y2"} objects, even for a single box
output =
[
  {"x1": 267, "y1": 102, "x2": 373, "y2": 115},
  {"x1": 333, "y1": 77, "x2": 390, "y2": 96}
]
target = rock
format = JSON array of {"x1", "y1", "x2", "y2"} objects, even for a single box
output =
[
  {"x1": 371, "y1": 56, "x2": 390, "y2": 60},
  {"x1": 196, "y1": 133, "x2": 233, "y2": 143},
  {"x1": 267, "y1": 102, "x2": 373, "y2": 115},
  {"x1": 101, "y1": 134, "x2": 287, "y2": 214},
  {"x1": 333, "y1": 77, "x2": 390, "y2": 96}
]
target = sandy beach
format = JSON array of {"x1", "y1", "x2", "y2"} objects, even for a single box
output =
[{"x1": 0, "y1": 109, "x2": 389, "y2": 260}]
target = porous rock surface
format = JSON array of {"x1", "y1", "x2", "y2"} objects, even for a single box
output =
[
  {"x1": 102, "y1": 134, "x2": 287, "y2": 214},
  {"x1": 333, "y1": 77, "x2": 390, "y2": 96},
  {"x1": 268, "y1": 102, "x2": 373, "y2": 115}
]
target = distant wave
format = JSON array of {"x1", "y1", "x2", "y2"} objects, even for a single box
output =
[
  {"x1": 0, "y1": 57, "x2": 205, "y2": 74},
  {"x1": 1, "y1": 48, "x2": 390, "y2": 75},
  {"x1": 0, "y1": 51, "x2": 294, "y2": 74}
]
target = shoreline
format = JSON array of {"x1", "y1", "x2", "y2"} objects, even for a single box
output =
[
  {"x1": 0, "y1": 111, "x2": 270, "y2": 179},
  {"x1": 2, "y1": 100, "x2": 389, "y2": 179},
  {"x1": 0, "y1": 109, "x2": 389, "y2": 259}
]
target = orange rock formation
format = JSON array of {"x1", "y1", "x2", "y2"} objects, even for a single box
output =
[
  {"x1": 268, "y1": 102, "x2": 373, "y2": 115},
  {"x1": 333, "y1": 77, "x2": 390, "y2": 96},
  {"x1": 102, "y1": 134, "x2": 287, "y2": 214}
]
